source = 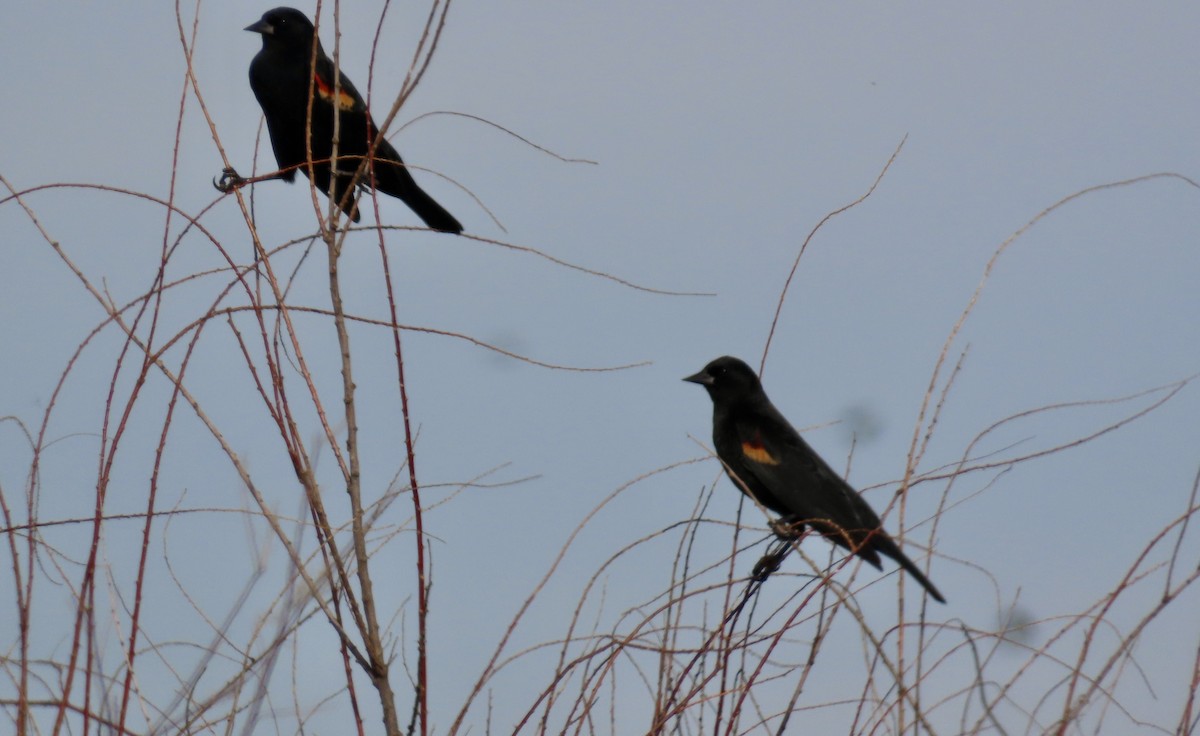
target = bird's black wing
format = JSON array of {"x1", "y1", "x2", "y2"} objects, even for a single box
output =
[
  {"x1": 311, "y1": 53, "x2": 464, "y2": 234},
  {"x1": 312, "y1": 54, "x2": 415, "y2": 171},
  {"x1": 728, "y1": 402, "x2": 886, "y2": 567}
]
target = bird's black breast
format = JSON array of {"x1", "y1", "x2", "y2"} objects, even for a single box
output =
[
  {"x1": 248, "y1": 47, "x2": 363, "y2": 179},
  {"x1": 711, "y1": 403, "x2": 795, "y2": 517},
  {"x1": 248, "y1": 48, "x2": 317, "y2": 177}
]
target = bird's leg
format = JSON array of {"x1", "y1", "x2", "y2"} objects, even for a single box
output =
[
  {"x1": 768, "y1": 515, "x2": 806, "y2": 540},
  {"x1": 213, "y1": 167, "x2": 290, "y2": 193},
  {"x1": 752, "y1": 517, "x2": 809, "y2": 582}
]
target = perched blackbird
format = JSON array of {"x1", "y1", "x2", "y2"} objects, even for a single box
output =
[
  {"x1": 685, "y1": 356, "x2": 945, "y2": 603},
  {"x1": 243, "y1": 7, "x2": 462, "y2": 232}
]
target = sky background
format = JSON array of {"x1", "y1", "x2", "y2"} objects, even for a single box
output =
[{"x1": 2, "y1": 2, "x2": 1199, "y2": 733}]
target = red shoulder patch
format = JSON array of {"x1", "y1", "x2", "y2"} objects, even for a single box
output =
[
  {"x1": 314, "y1": 73, "x2": 357, "y2": 111},
  {"x1": 741, "y1": 434, "x2": 780, "y2": 466}
]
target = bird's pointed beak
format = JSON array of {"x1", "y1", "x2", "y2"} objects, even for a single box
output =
[
  {"x1": 245, "y1": 18, "x2": 274, "y2": 35},
  {"x1": 682, "y1": 370, "x2": 713, "y2": 386}
]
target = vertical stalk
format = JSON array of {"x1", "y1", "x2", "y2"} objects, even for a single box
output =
[{"x1": 326, "y1": 232, "x2": 401, "y2": 735}]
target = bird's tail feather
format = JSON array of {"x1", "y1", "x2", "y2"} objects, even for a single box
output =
[
  {"x1": 878, "y1": 538, "x2": 946, "y2": 604},
  {"x1": 371, "y1": 159, "x2": 463, "y2": 234}
]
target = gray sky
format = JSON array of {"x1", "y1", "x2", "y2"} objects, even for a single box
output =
[{"x1": 2, "y1": 3, "x2": 1198, "y2": 733}]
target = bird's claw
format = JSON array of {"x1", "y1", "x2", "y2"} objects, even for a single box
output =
[
  {"x1": 213, "y1": 167, "x2": 246, "y2": 193},
  {"x1": 752, "y1": 521, "x2": 805, "y2": 582},
  {"x1": 769, "y1": 517, "x2": 805, "y2": 540}
]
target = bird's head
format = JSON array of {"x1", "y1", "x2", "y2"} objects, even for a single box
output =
[
  {"x1": 683, "y1": 355, "x2": 763, "y2": 403},
  {"x1": 246, "y1": 7, "x2": 317, "y2": 49}
]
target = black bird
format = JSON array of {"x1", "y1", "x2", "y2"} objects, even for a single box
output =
[
  {"x1": 241, "y1": 7, "x2": 462, "y2": 232},
  {"x1": 684, "y1": 356, "x2": 945, "y2": 603}
]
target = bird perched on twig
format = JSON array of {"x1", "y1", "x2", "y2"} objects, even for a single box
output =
[
  {"x1": 684, "y1": 355, "x2": 945, "y2": 603},
  {"x1": 222, "y1": 6, "x2": 462, "y2": 233}
]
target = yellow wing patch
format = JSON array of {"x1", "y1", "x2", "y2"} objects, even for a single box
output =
[
  {"x1": 741, "y1": 437, "x2": 780, "y2": 465},
  {"x1": 314, "y1": 74, "x2": 357, "y2": 111}
]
